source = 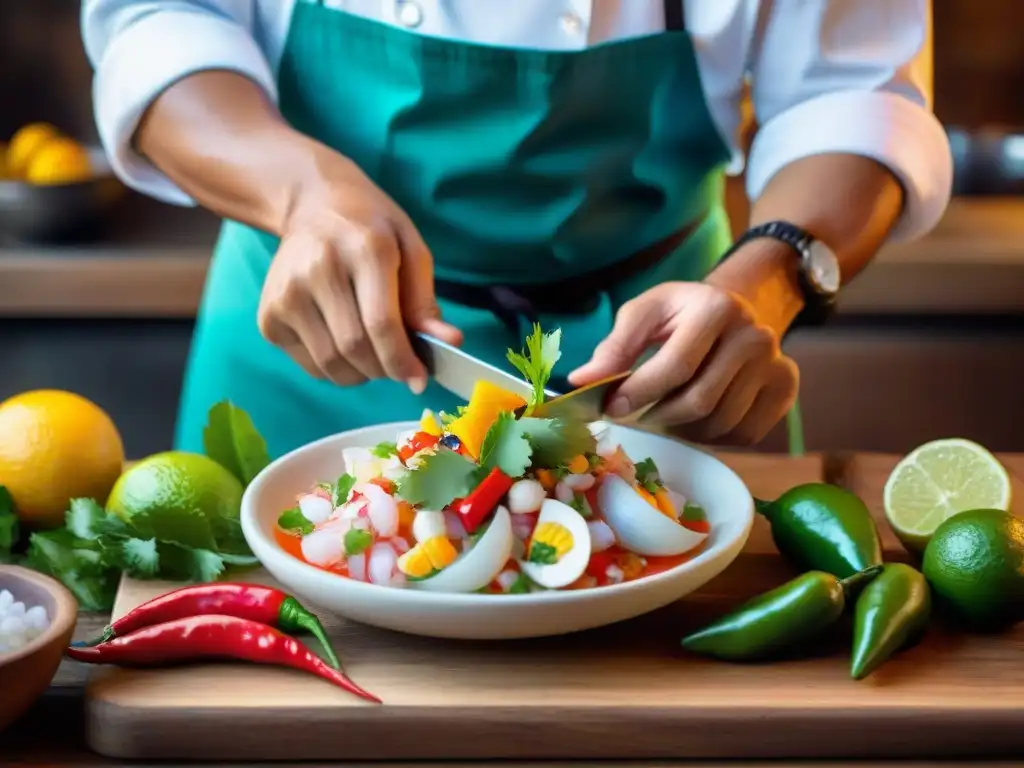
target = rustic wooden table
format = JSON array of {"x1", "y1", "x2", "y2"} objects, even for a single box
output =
[{"x1": 3, "y1": 451, "x2": 1024, "y2": 766}]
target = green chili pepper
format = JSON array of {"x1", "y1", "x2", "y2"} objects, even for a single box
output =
[
  {"x1": 755, "y1": 483, "x2": 883, "y2": 579},
  {"x1": 681, "y1": 565, "x2": 883, "y2": 661},
  {"x1": 850, "y1": 563, "x2": 931, "y2": 680}
]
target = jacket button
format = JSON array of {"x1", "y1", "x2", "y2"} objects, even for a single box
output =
[{"x1": 396, "y1": 1, "x2": 423, "y2": 28}]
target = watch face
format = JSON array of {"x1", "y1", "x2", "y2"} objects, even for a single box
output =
[{"x1": 805, "y1": 240, "x2": 841, "y2": 295}]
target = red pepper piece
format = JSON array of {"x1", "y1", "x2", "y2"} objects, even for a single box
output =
[
  {"x1": 455, "y1": 467, "x2": 513, "y2": 533},
  {"x1": 398, "y1": 431, "x2": 439, "y2": 463},
  {"x1": 682, "y1": 518, "x2": 711, "y2": 534},
  {"x1": 66, "y1": 615, "x2": 380, "y2": 704},
  {"x1": 369, "y1": 476, "x2": 396, "y2": 495},
  {"x1": 77, "y1": 583, "x2": 342, "y2": 671},
  {"x1": 585, "y1": 550, "x2": 618, "y2": 582},
  {"x1": 584, "y1": 487, "x2": 601, "y2": 518}
]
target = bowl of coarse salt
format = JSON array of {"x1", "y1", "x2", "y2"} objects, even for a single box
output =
[{"x1": 0, "y1": 565, "x2": 77, "y2": 732}]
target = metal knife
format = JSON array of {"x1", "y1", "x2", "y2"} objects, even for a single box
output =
[
  {"x1": 411, "y1": 332, "x2": 558, "y2": 403},
  {"x1": 412, "y1": 332, "x2": 668, "y2": 435}
]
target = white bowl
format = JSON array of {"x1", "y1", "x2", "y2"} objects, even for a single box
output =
[{"x1": 241, "y1": 421, "x2": 754, "y2": 639}]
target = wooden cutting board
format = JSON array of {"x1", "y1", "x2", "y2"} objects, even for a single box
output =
[{"x1": 84, "y1": 453, "x2": 1024, "y2": 762}]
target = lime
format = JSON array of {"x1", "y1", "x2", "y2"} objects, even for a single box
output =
[
  {"x1": 883, "y1": 438, "x2": 1011, "y2": 552},
  {"x1": 107, "y1": 451, "x2": 247, "y2": 555},
  {"x1": 921, "y1": 508, "x2": 1024, "y2": 629}
]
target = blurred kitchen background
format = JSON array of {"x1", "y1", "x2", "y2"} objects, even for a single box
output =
[{"x1": 1, "y1": 0, "x2": 1023, "y2": 458}]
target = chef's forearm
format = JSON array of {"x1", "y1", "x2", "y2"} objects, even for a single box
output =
[
  {"x1": 706, "y1": 153, "x2": 904, "y2": 335},
  {"x1": 134, "y1": 70, "x2": 329, "y2": 236}
]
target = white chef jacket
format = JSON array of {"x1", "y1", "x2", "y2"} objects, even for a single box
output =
[{"x1": 81, "y1": 0, "x2": 952, "y2": 243}]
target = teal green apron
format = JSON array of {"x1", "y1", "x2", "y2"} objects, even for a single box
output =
[{"x1": 175, "y1": 0, "x2": 733, "y2": 458}]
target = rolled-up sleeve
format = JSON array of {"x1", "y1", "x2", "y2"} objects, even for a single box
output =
[
  {"x1": 746, "y1": 0, "x2": 952, "y2": 243},
  {"x1": 82, "y1": 0, "x2": 277, "y2": 205}
]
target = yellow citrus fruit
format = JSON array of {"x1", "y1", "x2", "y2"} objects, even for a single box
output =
[
  {"x1": 25, "y1": 138, "x2": 92, "y2": 185},
  {"x1": 0, "y1": 142, "x2": 9, "y2": 180},
  {"x1": 7, "y1": 123, "x2": 62, "y2": 178},
  {"x1": 0, "y1": 390, "x2": 125, "y2": 529}
]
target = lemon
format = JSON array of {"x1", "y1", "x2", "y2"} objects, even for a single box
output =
[
  {"x1": 0, "y1": 142, "x2": 9, "y2": 180},
  {"x1": 0, "y1": 390, "x2": 125, "y2": 529},
  {"x1": 883, "y1": 438, "x2": 1011, "y2": 552},
  {"x1": 25, "y1": 138, "x2": 92, "y2": 185},
  {"x1": 107, "y1": 452, "x2": 247, "y2": 554},
  {"x1": 7, "y1": 123, "x2": 62, "y2": 178}
]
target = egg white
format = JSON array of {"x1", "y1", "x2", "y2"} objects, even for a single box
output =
[
  {"x1": 518, "y1": 499, "x2": 592, "y2": 589},
  {"x1": 413, "y1": 505, "x2": 513, "y2": 593},
  {"x1": 597, "y1": 474, "x2": 708, "y2": 556}
]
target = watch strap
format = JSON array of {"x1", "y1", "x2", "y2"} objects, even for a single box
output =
[{"x1": 717, "y1": 221, "x2": 837, "y2": 329}]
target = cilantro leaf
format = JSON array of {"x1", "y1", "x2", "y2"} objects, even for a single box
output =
[
  {"x1": 509, "y1": 572, "x2": 533, "y2": 594},
  {"x1": 66, "y1": 497, "x2": 128, "y2": 540},
  {"x1": 569, "y1": 493, "x2": 592, "y2": 518},
  {"x1": 0, "y1": 486, "x2": 18, "y2": 552},
  {"x1": 396, "y1": 449, "x2": 482, "y2": 510},
  {"x1": 278, "y1": 506, "x2": 315, "y2": 535},
  {"x1": 634, "y1": 457, "x2": 662, "y2": 493},
  {"x1": 344, "y1": 528, "x2": 373, "y2": 556},
  {"x1": 518, "y1": 417, "x2": 596, "y2": 468},
  {"x1": 155, "y1": 542, "x2": 226, "y2": 582},
  {"x1": 527, "y1": 541, "x2": 558, "y2": 565},
  {"x1": 371, "y1": 441, "x2": 398, "y2": 459},
  {"x1": 25, "y1": 530, "x2": 118, "y2": 611},
  {"x1": 478, "y1": 412, "x2": 533, "y2": 478},
  {"x1": 333, "y1": 473, "x2": 356, "y2": 506},
  {"x1": 118, "y1": 537, "x2": 160, "y2": 578},
  {"x1": 218, "y1": 552, "x2": 261, "y2": 567},
  {"x1": 125, "y1": 504, "x2": 220, "y2": 553},
  {"x1": 507, "y1": 324, "x2": 561, "y2": 411},
  {"x1": 202, "y1": 400, "x2": 271, "y2": 486}
]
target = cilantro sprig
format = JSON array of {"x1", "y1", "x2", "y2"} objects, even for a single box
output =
[
  {"x1": 396, "y1": 448, "x2": 482, "y2": 511},
  {"x1": 507, "y1": 324, "x2": 561, "y2": 413}
]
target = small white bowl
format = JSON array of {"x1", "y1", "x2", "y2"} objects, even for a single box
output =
[{"x1": 241, "y1": 421, "x2": 753, "y2": 639}]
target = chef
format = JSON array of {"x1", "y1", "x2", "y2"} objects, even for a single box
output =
[{"x1": 82, "y1": 0, "x2": 951, "y2": 457}]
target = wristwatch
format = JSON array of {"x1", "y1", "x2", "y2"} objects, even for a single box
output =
[{"x1": 719, "y1": 220, "x2": 841, "y2": 327}]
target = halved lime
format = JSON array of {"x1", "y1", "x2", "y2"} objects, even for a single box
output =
[{"x1": 883, "y1": 438, "x2": 1011, "y2": 552}]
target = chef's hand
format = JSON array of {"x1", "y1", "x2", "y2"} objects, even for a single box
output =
[
  {"x1": 568, "y1": 282, "x2": 799, "y2": 446},
  {"x1": 257, "y1": 152, "x2": 462, "y2": 393}
]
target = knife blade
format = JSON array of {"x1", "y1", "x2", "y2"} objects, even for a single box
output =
[{"x1": 411, "y1": 332, "x2": 558, "y2": 403}]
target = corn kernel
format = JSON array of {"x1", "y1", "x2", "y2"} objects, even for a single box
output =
[
  {"x1": 566, "y1": 454, "x2": 589, "y2": 474},
  {"x1": 422, "y1": 535, "x2": 459, "y2": 569},
  {"x1": 397, "y1": 548, "x2": 434, "y2": 578},
  {"x1": 531, "y1": 522, "x2": 574, "y2": 560}
]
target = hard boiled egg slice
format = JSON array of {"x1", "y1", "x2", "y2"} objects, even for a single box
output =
[
  {"x1": 518, "y1": 499, "x2": 591, "y2": 589},
  {"x1": 597, "y1": 474, "x2": 708, "y2": 556},
  {"x1": 413, "y1": 505, "x2": 513, "y2": 593}
]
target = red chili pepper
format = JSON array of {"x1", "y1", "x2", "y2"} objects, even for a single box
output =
[
  {"x1": 398, "y1": 431, "x2": 439, "y2": 463},
  {"x1": 65, "y1": 615, "x2": 380, "y2": 704},
  {"x1": 455, "y1": 467, "x2": 513, "y2": 533},
  {"x1": 584, "y1": 487, "x2": 601, "y2": 517},
  {"x1": 77, "y1": 583, "x2": 342, "y2": 670}
]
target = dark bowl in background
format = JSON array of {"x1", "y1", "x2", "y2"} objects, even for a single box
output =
[
  {"x1": 948, "y1": 127, "x2": 1024, "y2": 196},
  {"x1": 0, "y1": 147, "x2": 126, "y2": 244}
]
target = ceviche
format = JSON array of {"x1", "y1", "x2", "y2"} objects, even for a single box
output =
[{"x1": 275, "y1": 326, "x2": 710, "y2": 594}]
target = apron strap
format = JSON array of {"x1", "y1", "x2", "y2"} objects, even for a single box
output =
[{"x1": 663, "y1": 0, "x2": 686, "y2": 32}]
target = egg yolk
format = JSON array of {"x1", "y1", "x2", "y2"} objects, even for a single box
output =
[{"x1": 528, "y1": 522, "x2": 574, "y2": 564}]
